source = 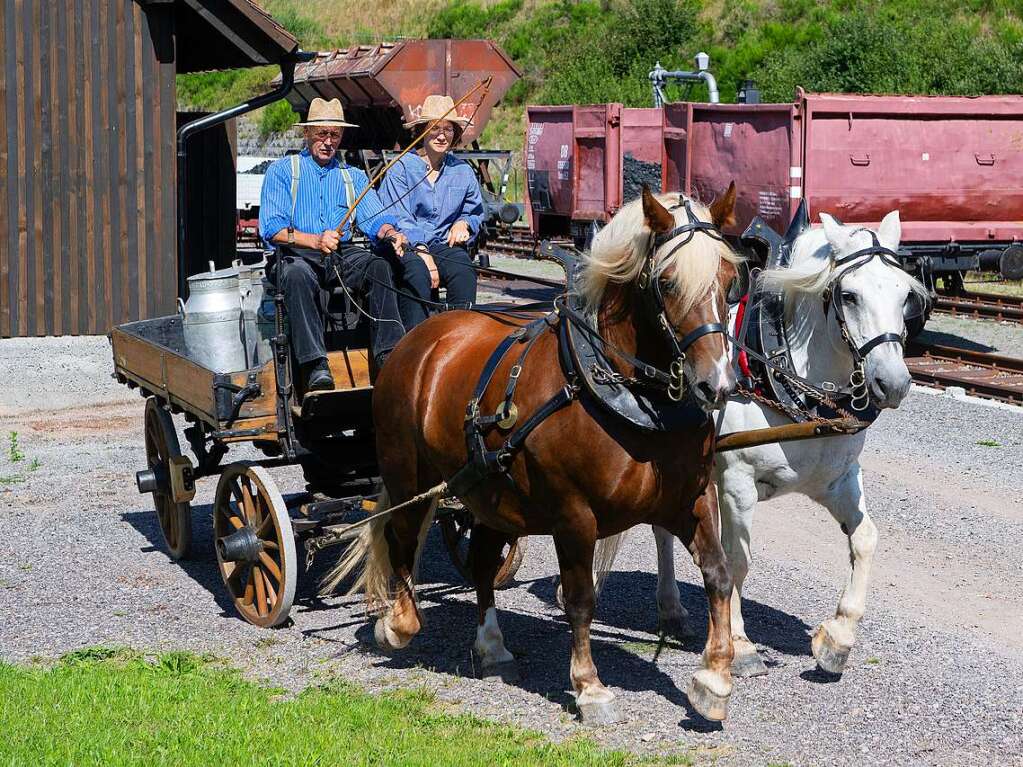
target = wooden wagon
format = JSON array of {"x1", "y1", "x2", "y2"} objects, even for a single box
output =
[{"x1": 111, "y1": 278, "x2": 524, "y2": 628}]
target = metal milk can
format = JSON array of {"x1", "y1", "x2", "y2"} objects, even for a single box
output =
[{"x1": 179, "y1": 260, "x2": 249, "y2": 373}]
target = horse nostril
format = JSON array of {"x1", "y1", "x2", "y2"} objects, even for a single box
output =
[{"x1": 697, "y1": 381, "x2": 717, "y2": 402}]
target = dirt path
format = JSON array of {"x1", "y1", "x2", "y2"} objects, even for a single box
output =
[{"x1": 2, "y1": 335, "x2": 1023, "y2": 766}]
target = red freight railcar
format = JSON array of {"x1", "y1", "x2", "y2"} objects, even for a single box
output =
[{"x1": 526, "y1": 90, "x2": 1023, "y2": 281}]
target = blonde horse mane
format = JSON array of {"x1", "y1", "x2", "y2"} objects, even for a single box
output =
[{"x1": 579, "y1": 192, "x2": 740, "y2": 317}]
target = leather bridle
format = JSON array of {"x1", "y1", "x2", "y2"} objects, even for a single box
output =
[
  {"x1": 822, "y1": 230, "x2": 907, "y2": 410},
  {"x1": 635, "y1": 198, "x2": 731, "y2": 401}
]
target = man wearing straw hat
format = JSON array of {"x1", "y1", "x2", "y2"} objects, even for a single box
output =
[{"x1": 259, "y1": 97, "x2": 409, "y2": 392}]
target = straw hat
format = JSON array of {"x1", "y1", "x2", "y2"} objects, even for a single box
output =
[
  {"x1": 403, "y1": 94, "x2": 472, "y2": 129},
  {"x1": 296, "y1": 97, "x2": 358, "y2": 128}
]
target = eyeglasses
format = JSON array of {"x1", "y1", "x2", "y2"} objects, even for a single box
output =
[
  {"x1": 311, "y1": 129, "x2": 342, "y2": 142},
  {"x1": 427, "y1": 126, "x2": 456, "y2": 137}
]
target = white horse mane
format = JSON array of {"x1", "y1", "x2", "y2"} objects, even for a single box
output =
[
  {"x1": 580, "y1": 192, "x2": 740, "y2": 317},
  {"x1": 758, "y1": 224, "x2": 929, "y2": 348}
]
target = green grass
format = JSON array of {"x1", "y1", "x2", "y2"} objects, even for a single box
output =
[
  {"x1": 8, "y1": 431, "x2": 23, "y2": 463},
  {"x1": 0, "y1": 648, "x2": 672, "y2": 767},
  {"x1": 976, "y1": 439, "x2": 1002, "y2": 447}
]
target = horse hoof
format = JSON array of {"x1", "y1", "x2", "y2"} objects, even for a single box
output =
[
  {"x1": 374, "y1": 617, "x2": 412, "y2": 651},
  {"x1": 811, "y1": 621, "x2": 852, "y2": 675},
  {"x1": 481, "y1": 660, "x2": 520, "y2": 684},
  {"x1": 731, "y1": 650, "x2": 768, "y2": 678},
  {"x1": 686, "y1": 669, "x2": 731, "y2": 722},
  {"x1": 576, "y1": 697, "x2": 620, "y2": 726},
  {"x1": 658, "y1": 615, "x2": 695, "y2": 640}
]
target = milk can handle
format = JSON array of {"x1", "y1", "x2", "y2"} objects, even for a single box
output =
[{"x1": 176, "y1": 298, "x2": 186, "y2": 316}]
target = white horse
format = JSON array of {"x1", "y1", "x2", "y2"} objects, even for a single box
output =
[{"x1": 594, "y1": 210, "x2": 929, "y2": 676}]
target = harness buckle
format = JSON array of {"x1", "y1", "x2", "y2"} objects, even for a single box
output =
[
  {"x1": 509, "y1": 364, "x2": 523, "y2": 381},
  {"x1": 496, "y1": 402, "x2": 518, "y2": 430},
  {"x1": 667, "y1": 358, "x2": 686, "y2": 402},
  {"x1": 821, "y1": 381, "x2": 838, "y2": 393}
]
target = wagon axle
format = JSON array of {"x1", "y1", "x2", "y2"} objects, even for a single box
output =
[{"x1": 216, "y1": 525, "x2": 263, "y2": 564}]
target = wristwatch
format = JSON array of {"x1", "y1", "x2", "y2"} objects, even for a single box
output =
[{"x1": 287, "y1": 225, "x2": 295, "y2": 245}]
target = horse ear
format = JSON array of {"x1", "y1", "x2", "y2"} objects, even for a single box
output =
[
  {"x1": 877, "y1": 210, "x2": 901, "y2": 251},
  {"x1": 642, "y1": 185, "x2": 674, "y2": 234},
  {"x1": 709, "y1": 181, "x2": 737, "y2": 229},
  {"x1": 819, "y1": 212, "x2": 850, "y2": 253}
]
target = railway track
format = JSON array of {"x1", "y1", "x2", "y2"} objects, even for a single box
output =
[
  {"x1": 905, "y1": 342, "x2": 1023, "y2": 405},
  {"x1": 933, "y1": 290, "x2": 1023, "y2": 324}
]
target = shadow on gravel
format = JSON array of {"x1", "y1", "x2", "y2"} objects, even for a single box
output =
[
  {"x1": 531, "y1": 569, "x2": 814, "y2": 658},
  {"x1": 916, "y1": 329, "x2": 996, "y2": 353},
  {"x1": 122, "y1": 503, "x2": 243, "y2": 620}
]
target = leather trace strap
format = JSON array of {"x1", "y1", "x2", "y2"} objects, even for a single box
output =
[{"x1": 448, "y1": 312, "x2": 575, "y2": 498}]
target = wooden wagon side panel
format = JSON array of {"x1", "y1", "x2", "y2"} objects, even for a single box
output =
[{"x1": 111, "y1": 325, "x2": 216, "y2": 422}]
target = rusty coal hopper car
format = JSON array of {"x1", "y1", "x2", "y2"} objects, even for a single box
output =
[
  {"x1": 526, "y1": 89, "x2": 1023, "y2": 288},
  {"x1": 272, "y1": 39, "x2": 524, "y2": 248}
]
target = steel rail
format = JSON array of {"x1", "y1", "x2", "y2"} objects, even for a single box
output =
[{"x1": 905, "y1": 341, "x2": 1023, "y2": 404}]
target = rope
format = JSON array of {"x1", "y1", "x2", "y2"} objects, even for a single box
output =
[{"x1": 305, "y1": 481, "x2": 449, "y2": 566}]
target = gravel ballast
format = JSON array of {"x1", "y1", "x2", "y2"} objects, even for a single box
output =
[{"x1": 2, "y1": 318, "x2": 1022, "y2": 766}]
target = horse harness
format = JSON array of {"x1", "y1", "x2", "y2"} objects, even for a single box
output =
[
  {"x1": 446, "y1": 207, "x2": 731, "y2": 497},
  {"x1": 737, "y1": 205, "x2": 910, "y2": 424}
]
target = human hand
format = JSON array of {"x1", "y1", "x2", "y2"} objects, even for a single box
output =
[
  {"x1": 419, "y1": 251, "x2": 440, "y2": 289},
  {"x1": 447, "y1": 220, "x2": 471, "y2": 246},
  {"x1": 318, "y1": 229, "x2": 340, "y2": 254},
  {"x1": 389, "y1": 232, "x2": 408, "y2": 257}
]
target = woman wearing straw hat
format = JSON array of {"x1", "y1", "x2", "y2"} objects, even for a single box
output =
[
  {"x1": 259, "y1": 98, "x2": 409, "y2": 391},
  {"x1": 380, "y1": 94, "x2": 484, "y2": 330}
]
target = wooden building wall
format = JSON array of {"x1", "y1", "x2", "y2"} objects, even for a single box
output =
[{"x1": 0, "y1": 0, "x2": 177, "y2": 337}]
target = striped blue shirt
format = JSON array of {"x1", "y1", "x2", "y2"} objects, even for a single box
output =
[
  {"x1": 379, "y1": 153, "x2": 484, "y2": 247},
  {"x1": 258, "y1": 149, "x2": 397, "y2": 243}
]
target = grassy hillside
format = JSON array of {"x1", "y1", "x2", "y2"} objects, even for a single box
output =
[{"x1": 177, "y1": 0, "x2": 1023, "y2": 144}]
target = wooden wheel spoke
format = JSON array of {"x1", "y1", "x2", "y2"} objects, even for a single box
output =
[
  {"x1": 263, "y1": 572, "x2": 278, "y2": 606},
  {"x1": 258, "y1": 551, "x2": 282, "y2": 583},
  {"x1": 253, "y1": 565, "x2": 268, "y2": 617},
  {"x1": 240, "y1": 477, "x2": 257, "y2": 520},
  {"x1": 227, "y1": 514, "x2": 245, "y2": 531},
  {"x1": 256, "y1": 513, "x2": 274, "y2": 538},
  {"x1": 261, "y1": 539, "x2": 279, "y2": 551},
  {"x1": 241, "y1": 567, "x2": 254, "y2": 605}
]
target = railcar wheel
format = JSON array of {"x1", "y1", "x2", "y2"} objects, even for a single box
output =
[
  {"x1": 439, "y1": 508, "x2": 527, "y2": 589},
  {"x1": 213, "y1": 464, "x2": 297, "y2": 628},
  {"x1": 143, "y1": 397, "x2": 192, "y2": 560}
]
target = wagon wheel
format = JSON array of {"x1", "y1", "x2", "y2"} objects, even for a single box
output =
[
  {"x1": 143, "y1": 397, "x2": 192, "y2": 560},
  {"x1": 213, "y1": 464, "x2": 297, "y2": 628},
  {"x1": 439, "y1": 508, "x2": 527, "y2": 590}
]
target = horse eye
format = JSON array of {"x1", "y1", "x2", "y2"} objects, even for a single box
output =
[{"x1": 841, "y1": 291, "x2": 858, "y2": 305}]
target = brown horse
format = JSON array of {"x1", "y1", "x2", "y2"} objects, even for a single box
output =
[{"x1": 326, "y1": 186, "x2": 741, "y2": 723}]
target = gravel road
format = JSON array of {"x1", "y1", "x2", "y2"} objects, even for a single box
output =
[{"x1": 2, "y1": 311, "x2": 1022, "y2": 766}]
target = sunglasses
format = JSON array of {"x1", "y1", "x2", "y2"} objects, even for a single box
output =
[{"x1": 427, "y1": 126, "x2": 457, "y2": 137}]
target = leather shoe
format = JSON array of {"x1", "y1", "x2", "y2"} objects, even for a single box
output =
[{"x1": 305, "y1": 359, "x2": 334, "y2": 392}]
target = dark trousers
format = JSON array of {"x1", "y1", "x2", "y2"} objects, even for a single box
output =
[
  {"x1": 396, "y1": 243, "x2": 478, "y2": 330},
  {"x1": 275, "y1": 244, "x2": 405, "y2": 365}
]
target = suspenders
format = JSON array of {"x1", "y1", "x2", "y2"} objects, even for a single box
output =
[{"x1": 288, "y1": 154, "x2": 358, "y2": 235}]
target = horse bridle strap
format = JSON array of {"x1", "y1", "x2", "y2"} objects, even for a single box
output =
[
  {"x1": 638, "y1": 198, "x2": 729, "y2": 396},
  {"x1": 825, "y1": 230, "x2": 906, "y2": 365}
]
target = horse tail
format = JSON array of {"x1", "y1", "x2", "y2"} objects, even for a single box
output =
[
  {"x1": 593, "y1": 530, "x2": 628, "y2": 598},
  {"x1": 321, "y1": 486, "x2": 440, "y2": 610}
]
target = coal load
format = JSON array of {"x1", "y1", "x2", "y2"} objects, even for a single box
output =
[{"x1": 622, "y1": 154, "x2": 662, "y2": 202}]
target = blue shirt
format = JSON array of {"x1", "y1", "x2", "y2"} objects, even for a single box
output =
[
  {"x1": 258, "y1": 149, "x2": 397, "y2": 244},
  {"x1": 379, "y1": 153, "x2": 485, "y2": 247}
]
